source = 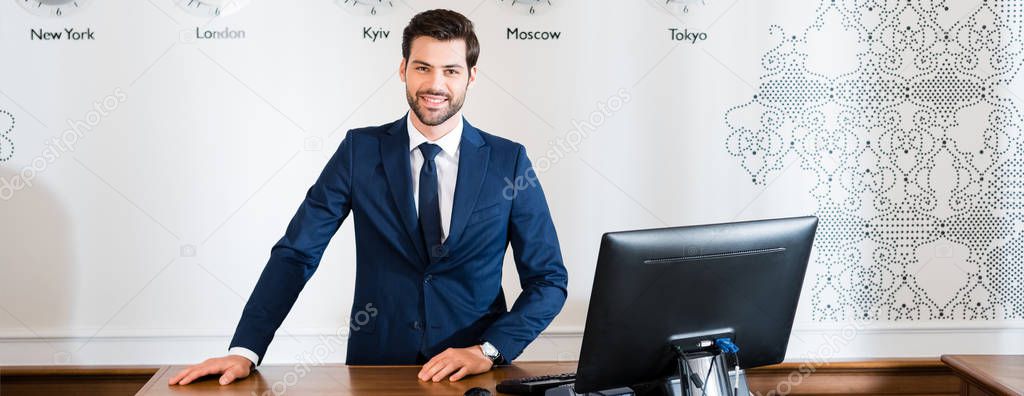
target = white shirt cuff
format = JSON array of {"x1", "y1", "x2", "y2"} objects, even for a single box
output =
[{"x1": 228, "y1": 347, "x2": 259, "y2": 367}]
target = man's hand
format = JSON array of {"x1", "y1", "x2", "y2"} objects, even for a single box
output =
[
  {"x1": 168, "y1": 355, "x2": 252, "y2": 386},
  {"x1": 417, "y1": 346, "x2": 494, "y2": 382}
]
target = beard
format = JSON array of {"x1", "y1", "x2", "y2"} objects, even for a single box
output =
[{"x1": 406, "y1": 86, "x2": 466, "y2": 127}]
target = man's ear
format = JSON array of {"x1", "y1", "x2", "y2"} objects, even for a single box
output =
[
  {"x1": 467, "y1": 65, "x2": 478, "y2": 88},
  {"x1": 399, "y1": 58, "x2": 407, "y2": 83}
]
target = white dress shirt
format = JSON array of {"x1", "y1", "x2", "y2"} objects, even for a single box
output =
[{"x1": 229, "y1": 113, "x2": 463, "y2": 366}]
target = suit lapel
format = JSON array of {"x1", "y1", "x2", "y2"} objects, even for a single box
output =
[
  {"x1": 380, "y1": 116, "x2": 429, "y2": 265},
  {"x1": 445, "y1": 119, "x2": 490, "y2": 249}
]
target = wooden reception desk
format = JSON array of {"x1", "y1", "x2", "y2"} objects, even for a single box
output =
[
  {"x1": 1, "y1": 358, "x2": 998, "y2": 395},
  {"x1": 139, "y1": 362, "x2": 576, "y2": 395},
  {"x1": 942, "y1": 355, "x2": 1024, "y2": 396}
]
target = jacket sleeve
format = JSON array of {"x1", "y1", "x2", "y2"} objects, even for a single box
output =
[
  {"x1": 481, "y1": 145, "x2": 569, "y2": 362},
  {"x1": 228, "y1": 132, "x2": 355, "y2": 365}
]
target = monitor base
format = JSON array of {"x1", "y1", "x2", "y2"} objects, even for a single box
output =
[
  {"x1": 542, "y1": 370, "x2": 749, "y2": 396},
  {"x1": 634, "y1": 352, "x2": 750, "y2": 396}
]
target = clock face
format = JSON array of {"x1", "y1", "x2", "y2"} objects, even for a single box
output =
[
  {"x1": 336, "y1": 0, "x2": 394, "y2": 16},
  {"x1": 17, "y1": 0, "x2": 91, "y2": 17},
  {"x1": 499, "y1": 0, "x2": 554, "y2": 15},
  {"x1": 648, "y1": 0, "x2": 707, "y2": 15},
  {"x1": 176, "y1": 0, "x2": 251, "y2": 17}
]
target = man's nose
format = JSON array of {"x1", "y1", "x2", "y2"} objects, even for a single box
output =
[{"x1": 427, "y1": 70, "x2": 447, "y2": 91}]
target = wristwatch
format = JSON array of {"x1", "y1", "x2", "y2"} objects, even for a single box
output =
[{"x1": 479, "y1": 341, "x2": 501, "y2": 363}]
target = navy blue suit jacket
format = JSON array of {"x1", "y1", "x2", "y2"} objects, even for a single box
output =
[{"x1": 229, "y1": 115, "x2": 568, "y2": 365}]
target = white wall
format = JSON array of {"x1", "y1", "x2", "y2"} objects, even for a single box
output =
[{"x1": 1, "y1": 0, "x2": 1023, "y2": 365}]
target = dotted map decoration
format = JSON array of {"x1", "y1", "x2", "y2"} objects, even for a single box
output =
[
  {"x1": 724, "y1": 0, "x2": 1024, "y2": 321},
  {"x1": 0, "y1": 109, "x2": 12, "y2": 163}
]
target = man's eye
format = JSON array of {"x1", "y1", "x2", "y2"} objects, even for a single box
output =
[
  {"x1": 445, "y1": 69, "x2": 459, "y2": 75},
  {"x1": 417, "y1": 67, "x2": 428, "y2": 72}
]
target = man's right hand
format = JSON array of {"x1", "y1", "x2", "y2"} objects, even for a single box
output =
[{"x1": 168, "y1": 355, "x2": 253, "y2": 386}]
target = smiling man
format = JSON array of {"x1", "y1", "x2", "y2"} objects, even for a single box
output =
[{"x1": 170, "y1": 9, "x2": 568, "y2": 386}]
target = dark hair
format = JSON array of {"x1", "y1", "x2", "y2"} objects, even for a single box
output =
[{"x1": 402, "y1": 9, "x2": 480, "y2": 69}]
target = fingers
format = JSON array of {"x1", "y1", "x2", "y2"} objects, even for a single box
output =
[
  {"x1": 418, "y1": 349, "x2": 452, "y2": 381},
  {"x1": 169, "y1": 367, "x2": 190, "y2": 385},
  {"x1": 219, "y1": 370, "x2": 236, "y2": 385},
  {"x1": 431, "y1": 362, "x2": 460, "y2": 382},
  {"x1": 219, "y1": 365, "x2": 250, "y2": 385},
  {"x1": 170, "y1": 364, "x2": 209, "y2": 385},
  {"x1": 179, "y1": 366, "x2": 217, "y2": 385},
  {"x1": 419, "y1": 358, "x2": 447, "y2": 381},
  {"x1": 169, "y1": 357, "x2": 253, "y2": 386},
  {"x1": 418, "y1": 348, "x2": 492, "y2": 383},
  {"x1": 417, "y1": 358, "x2": 434, "y2": 381},
  {"x1": 449, "y1": 366, "x2": 470, "y2": 382}
]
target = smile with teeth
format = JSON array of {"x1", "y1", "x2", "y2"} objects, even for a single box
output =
[{"x1": 420, "y1": 94, "x2": 448, "y2": 107}]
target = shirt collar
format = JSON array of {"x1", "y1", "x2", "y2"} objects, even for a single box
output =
[{"x1": 407, "y1": 111, "x2": 463, "y2": 156}]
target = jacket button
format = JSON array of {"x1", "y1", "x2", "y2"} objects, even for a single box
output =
[
  {"x1": 412, "y1": 321, "x2": 422, "y2": 330},
  {"x1": 423, "y1": 274, "x2": 433, "y2": 284}
]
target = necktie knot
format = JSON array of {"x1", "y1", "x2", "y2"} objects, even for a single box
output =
[{"x1": 418, "y1": 143, "x2": 442, "y2": 162}]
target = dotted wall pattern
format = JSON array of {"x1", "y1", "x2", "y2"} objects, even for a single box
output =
[
  {"x1": 724, "y1": 0, "x2": 1024, "y2": 321},
  {"x1": 0, "y1": 109, "x2": 13, "y2": 163}
]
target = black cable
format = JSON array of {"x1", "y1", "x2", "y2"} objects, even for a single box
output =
[
  {"x1": 683, "y1": 349, "x2": 727, "y2": 396},
  {"x1": 675, "y1": 346, "x2": 696, "y2": 396}
]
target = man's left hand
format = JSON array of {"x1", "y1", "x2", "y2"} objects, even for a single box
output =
[{"x1": 417, "y1": 346, "x2": 494, "y2": 382}]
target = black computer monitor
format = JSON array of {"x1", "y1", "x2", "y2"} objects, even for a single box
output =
[{"x1": 573, "y1": 216, "x2": 818, "y2": 393}]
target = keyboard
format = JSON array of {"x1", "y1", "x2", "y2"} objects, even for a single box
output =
[{"x1": 496, "y1": 372, "x2": 576, "y2": 395}]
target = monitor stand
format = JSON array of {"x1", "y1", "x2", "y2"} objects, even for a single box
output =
[
  {"x1": 544, "y1": 353, "x2": 750, "y2": 396},
  {"x1": 632, "y1": 352, "x2": 750, "y2": 396}
]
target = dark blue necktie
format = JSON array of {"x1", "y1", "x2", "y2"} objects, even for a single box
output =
[{"x1": 417, "y1": 143, "x2": 445, "y2": 263}]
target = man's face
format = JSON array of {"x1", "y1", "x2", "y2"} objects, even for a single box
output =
[{"x1": 400, "y1": 36, "x2": 477, "y2": 126}]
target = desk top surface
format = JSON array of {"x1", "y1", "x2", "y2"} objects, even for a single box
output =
[
  {"x1": 941, "y1": 354, "x2": 1024, "y2": 395},
  {"x1": 138, "y1": 362, "x2": 578, "y2": 395}
]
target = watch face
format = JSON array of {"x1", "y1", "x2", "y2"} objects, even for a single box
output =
[
  {"x1": 481, "y1": 342, "x2": 499, "y2": 358},
  {"x1": 336, "y1": 0, "x2": 395, "y2": 16},
  {"x1": 176, "y1": 0, "x2": 251, "y2": 17},
  {"x1": 17, "y1": 0, "x2": 91, "y2": 17}
]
